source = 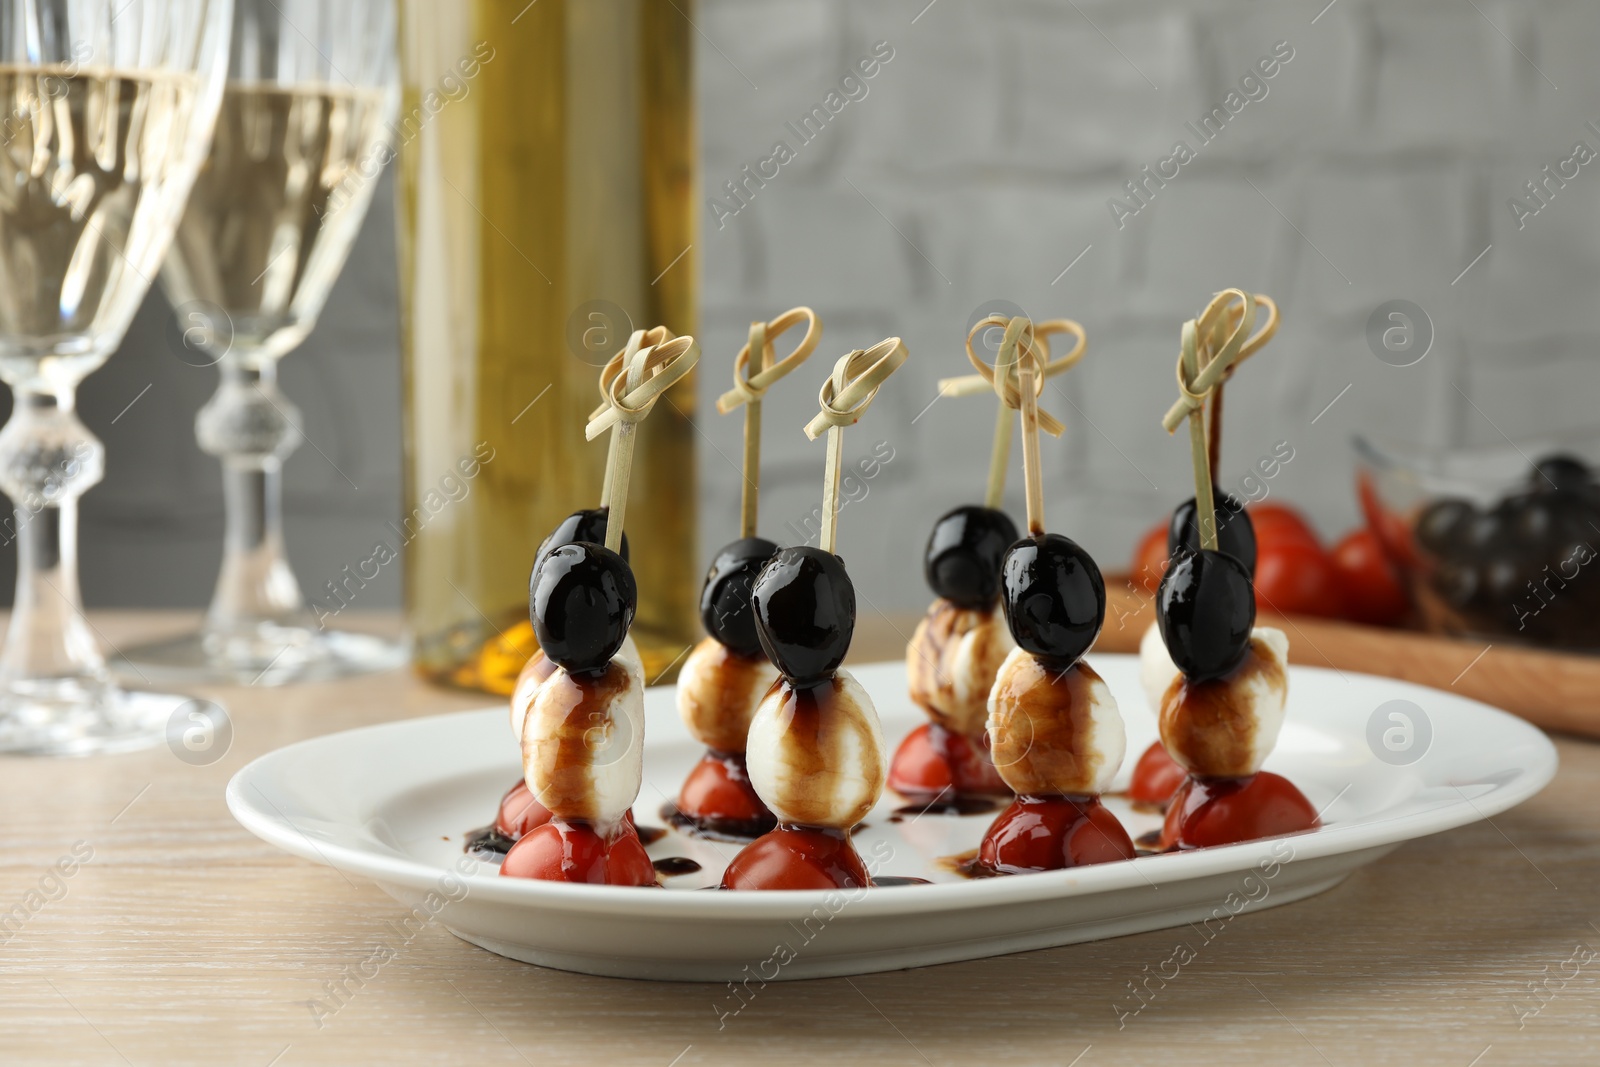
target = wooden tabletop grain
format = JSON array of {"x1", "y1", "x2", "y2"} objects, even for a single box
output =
[{"x1": 2, "y1": 611, "x2": 1596, "y2": 1066}]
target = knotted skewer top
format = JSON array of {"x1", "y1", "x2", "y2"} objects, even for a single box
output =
[
  {"x1": 1160, "y1": 290, "x2": 1278, "y2": 434},
  {"x1": 939, "y1": 316, "x2": 1086, "y2": 400},
  {"x1": 716, "y1": 306, "x2": 823, "y2": 414},
  {"x1": 805, "y1": 337, "x2": 910, "y2": 554},
  {"x1": 804, "y1": 337, "x2": 909, "y2": 441},
  {"x1": 584, "y1": 330, "x2": 700, "y2": 554},
  {"x1": 956, "y1": 315, "x2": 1075, "y2": 438},
  {"x1": 586, "y1": 334, "x2": 700, "y2": 440},
  {"x1": 1160, "y1": 289, "x2": 1278, "y2": 554},
  {"x1": 715, "y1": 307, "x2": 822, "y2": 539}
]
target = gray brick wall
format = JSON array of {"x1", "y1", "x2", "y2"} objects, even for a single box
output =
[
  {"x1": 31, "y1": 0, "x2": 1600, "y2": 618},
  {"x1": 694, "y1": 0, "x2": 1600, "y2": 612}
]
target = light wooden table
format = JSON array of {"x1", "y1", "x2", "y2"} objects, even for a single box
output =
[{"x1": 2, "y1": 611, "x2": 1596, "y2": 1066}]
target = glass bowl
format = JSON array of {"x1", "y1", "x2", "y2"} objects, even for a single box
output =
[{"x1": 1355, "y1": 435, "x2": 1600, "y2": 653}]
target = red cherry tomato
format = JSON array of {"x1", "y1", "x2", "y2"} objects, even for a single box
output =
[
  {"x1": 887, "y1": 723, "x2": 1009, "y2": 799},
  {"x1": 1127, "y1": 741, "x2": 1186, "y2": 808},
  {"x1": 501, "y1": 817, "x2": 658, "y2": 885},
  {"x1": 1254, "y1": 539, "x2": 1344, "y2": 618},
  {"x1": 493, "y1": 779, "x2": 552, "y2": 840},
  {"x1": 1131, "y1": 522, "x2": 1170, "y2": 593},
  {"x1": 1159, "y1": 772, "x2": 1319, "y2": 850},
  {"x1": 675, "y1": 750, "x2": 773, "y2": 826},
  {"x1": 1331, "y1": 528, "x2": 1409, "y2": 626},
  {"x1": 1247, "y1": 503, "x2": 1322, "y2": 551},
  {"x1": 977, "y1": 796, "x2": 1135, "y2": 873},
  {"x1": 721, "y1": 827, "x2": 871, "y2": 890}
]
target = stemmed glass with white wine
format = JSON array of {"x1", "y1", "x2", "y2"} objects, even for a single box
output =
[
  {"x1": 0, "y1": 0, "x2": 233, "y2": 755},
  {"x1": 120, "y1": 0, "x2": 403, "y2": 685}
]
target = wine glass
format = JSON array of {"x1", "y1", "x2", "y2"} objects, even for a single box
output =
[
  {"x1": 119, "y1": 0, "x2": 403, "y2": 685},
  {"x1": 0, "y1": 0, "x2": 233, "y2": 755}
]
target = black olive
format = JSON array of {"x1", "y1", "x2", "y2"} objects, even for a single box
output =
[
  {"x1": 537, "y1": 507, "x2": 630, "y2": 564},
  {"x1": 1000, "y1": 533, "x2": 1106, "y2": 669},
  {"x1": 700, "y1": 537, "x2": 780, "y2": 657},
  {"x1": 529, "y1": 543, "x2": 636, "y2": 676},
  {"x1": 1414, "y1": 498, "x2": 1476, "y2": 559},
  {"x1": 1529, "y1": 453, "x2": 1592, "y2": 494},
  {"x1": 1168, "y1": 489, "x2": 1256, "y2": 575},
  {"x1": 1156, "y1": 549, "x2": 1255, "y2": 682},
  {"x1": 752, "y1": 547, "x2": 855, "y2": 687},
  {"x1": 923, "y1": 505, "x2": 1019, "y2": 608}
]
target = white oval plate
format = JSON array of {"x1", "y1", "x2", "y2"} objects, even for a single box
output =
[{"x1": 228, "y1": 656, "x2": 1556, "y2": 982}]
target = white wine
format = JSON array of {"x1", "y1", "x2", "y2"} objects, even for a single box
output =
[
  {"x1": 396, "y1": 0, "x2": 699, "y2": 693},
  {"x1": 162, "y1": 83, "x2": 392, "y2": 359},
  {"x1": 0, "y1": 65, "x2": 204, "y2": 384}
]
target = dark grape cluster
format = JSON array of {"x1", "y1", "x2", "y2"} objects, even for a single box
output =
[{"x1": 1415, "y1": 453, "x2": 1600, "y2": 648}]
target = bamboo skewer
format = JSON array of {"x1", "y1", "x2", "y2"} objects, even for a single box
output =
[
  {"x1": 740, "y1": 320, "x2": 766, "y2": 538},
  {"x1": 1161, "y1": 290, "x2": 1279, "y2": 551},
  {"x1": 586, "y1": 333, "x2": 700, "y2": 554},
  {"x1": 961, "y1": 316, "x2": 1067, "y2": 534},
  {"x1": 596, "y1": 326, "x2": 672, "y2": 509},
  {"x1": 1009, "y1": 320, "x2": 1047, "y2": 537},
  {"x1": 946, "y1": 316, "x2": 1085, "y2": 510},
  {"x1": 804, "y1": 338, "x2": 909, "y2": 555},
  {"x1": 716, "y1": 306, "x2": 822, "y2": 539}
]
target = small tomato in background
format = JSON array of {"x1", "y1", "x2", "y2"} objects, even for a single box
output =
[
  {"x1": 1247, "y1": 503, "x2": 1322, "y2": 552},
  {"x1": 1254, "y1": 539, "x2": 1344, "y2": 619},
  {"x1": 1331, "y1": 528, "x2": 1409, "y2": 626}
]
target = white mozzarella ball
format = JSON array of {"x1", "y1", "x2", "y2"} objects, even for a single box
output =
[
  {"x1": 906, "y1": 600, "x2": 1016, "y2": 737},
  {"x1": 521, "y1": 659, "x2": 644, "y2": 828},
  {"x1": 676, "y1": 636, "x2": 778, "y2": 752},
  {"x1": 510, "y1": 632, "x2": 640, "y2": 742},
  {"x1": 1139, "y1": 620, "x2": 1180, "y2": 714},
  {"x1": 986, "y1": 646, "x2": 1126, "y2": 797},
  {"x1": 1159, "y1": 627, "x2": 1290, "y2": 778},
  {"x1": 745, "y1": 669, "x2": 886, "y2": 830}
]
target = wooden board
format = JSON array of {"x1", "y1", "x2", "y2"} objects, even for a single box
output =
[{"x1": 1096, "y1": 578, "x2": 1600, "y2": 739}]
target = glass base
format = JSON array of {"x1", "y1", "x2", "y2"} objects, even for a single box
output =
[
  {"x1": 116, "y1": 623, "x2": 407, "y2": 687},
  {"x1": 0, "y1": 680, "x2": 184, "y2": 757}
]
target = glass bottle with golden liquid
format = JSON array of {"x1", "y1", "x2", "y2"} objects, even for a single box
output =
[{"x1": 395, "y1": 0, "x2": 699, "y2": 694}]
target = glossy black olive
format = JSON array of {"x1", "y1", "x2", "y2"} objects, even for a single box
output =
[
  {"x1": 1156, "y1": 549, "x2": 1255, "y2": 682},
  {"x1": 1529, "y1": 453, "x2": 1592, "y2": 494},
  {"x1": 923, "y1": 505, "x2": 1019, "y2": 608},
  {"x1": 537, "y1": 507, "x2": 629, "y2": 564},
  {"x1": 752, "y1": 547, "x2": 855, "y2": 686},
  {"x1": 1168, "y1": 489, "x2": 1256, "y2": 575},
  {"x1": 1000, "y1": 533, "x2": 1106, "y2": 669},
  {"x1": 700, "y1": 537, "x2": 780, "y2": 657},
  {"x1": 1414, "y1": 498, "x2": 1476, "y2": 559},
  {"x1": 529, "y1": 543, "x2": 636, "y2": 676}
]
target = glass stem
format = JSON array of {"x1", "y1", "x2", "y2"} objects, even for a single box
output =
[
  {"x1": 196, "y1": 358, "x2": 306, "y2": 636},
  {"x1": 0, "y1": 386, "x2": 107, "y2": 690}
]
